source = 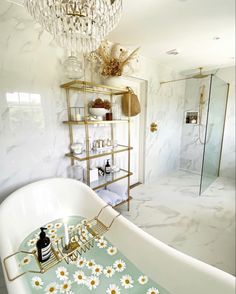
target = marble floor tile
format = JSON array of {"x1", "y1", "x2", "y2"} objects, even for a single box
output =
[{"x1": 119, "y1": 170, "x2": 236, "y2": 276}]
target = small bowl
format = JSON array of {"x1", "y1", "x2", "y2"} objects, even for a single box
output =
[{"x1": 89, "y1": 108, "x2": 108, "y2": 117}]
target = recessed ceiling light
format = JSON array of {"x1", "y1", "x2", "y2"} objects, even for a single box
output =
[
  {"x1": 166, "y1": 49, "x2": 179, "y2": 55},
  {"x1": 213, "y1": 36, "x2": 220, "y2": 40}
]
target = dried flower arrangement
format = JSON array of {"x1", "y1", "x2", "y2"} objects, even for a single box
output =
[
  {"x1": 88, "y1": 98, "x2": 111, "y2": 110},
  {"x1": 91, "y1": 41, "x2": 140, "y2": 77}
]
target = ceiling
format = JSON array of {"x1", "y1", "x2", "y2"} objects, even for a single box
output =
[{"x1": 108, "y1": 0, "x2": 235, "y2": 72}]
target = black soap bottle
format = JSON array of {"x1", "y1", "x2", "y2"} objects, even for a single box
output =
[
  {"x1": 36, "y1": 227, "x2": 51, "y2": 263},
  {"x1": 105, "y1": 159, "x2": 111, "y2": 174}
]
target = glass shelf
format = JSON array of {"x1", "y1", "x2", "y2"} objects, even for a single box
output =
[
  {"x1": 63, "y1": 120, "x2": 129, "y2": 125},
  {"x1": 90, "y1": 169, "x2": 132, "y2": 190},
  {"x1": 60, "y1": 80, "x2": 129, "y2": 96},
  {"x1": 66, "y1": 145, "x2": 133, "y2": 161}
]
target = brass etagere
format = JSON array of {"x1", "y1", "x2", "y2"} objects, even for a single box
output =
[{"x1": 61, "y1": 80, "x2": 132, "y2": 210}]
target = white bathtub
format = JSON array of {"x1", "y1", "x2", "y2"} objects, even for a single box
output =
[{"x1": 0, "y1": 178, "x2": 235, "y2": 294}]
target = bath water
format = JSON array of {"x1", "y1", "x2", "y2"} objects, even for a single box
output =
[{"x1": 17, "y1": 216, "x2": 171, "y2": 294}]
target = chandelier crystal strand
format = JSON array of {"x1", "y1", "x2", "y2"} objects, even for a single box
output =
[{"x1": 25, "y1": 0, "x2": 123, "y2": 54}]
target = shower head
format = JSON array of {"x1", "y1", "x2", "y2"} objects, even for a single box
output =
[{"x1": 192, "y1": 67, "x2": 209, "y2": 79}]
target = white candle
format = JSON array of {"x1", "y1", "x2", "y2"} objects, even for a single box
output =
[{"x1": 63, "y1": 219, "x2": 69, "y2": 247}]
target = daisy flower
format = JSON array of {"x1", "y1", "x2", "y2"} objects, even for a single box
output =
[
  {"x1": 113, "y1": 260, "x2": 126, "y2": 272},
  {"x1": 106, "y1": 284, "x2": 120, "y2": 294},
  {"x1": 56, "y1": 266, "x2": 68, "y2": 281},
  {"x1": 86, "y1": 276, "x2": 100, "y2": 290},
  {"x1": 120, "y1": 275, "x2": 134, "y2": 289},
  {"x1": 60, "y1": 280, "x2": 72, "y2": 293},
  {"x1": 71, "y1": 235, "x2": 79, "y2": 243},
  {"x1": 77, "y1": 257, "x2": 86, "y2": 268},
  {"x1": 54, "y1": 223, "x2": 62, "y2": 229},
  {"x1": 73, "y1": 270, "x2": 86, "y2": 285},
  {"x1": 92, "y1": 264, "x2": 103, "y2": 276},
  {"x1": 103, "y1": 266, "x2": 115, "y2": 278},
  {"x1": 81, "y1": 219, "x2": 88, "y2": 225},
  {"x1": 27, "y1": 238, "x2": 37, "y2": 247},
  {"x1": 49, "y1": 234, "x2": 58, "y2": 241},
  {"x1": 138, "y1": 275, "x2": 149, "y2": 285},
  {"x1": 107, "y1": 246, "x2": 117, "y2": 256},
  {"x1": 86, "y1": 259, "x2": 96, "y2": 269},
  {"x1": 44, "y1": 282, "x2": 58, "y2": 294},
  {"x1": 21, "y1": 255, "x2": 31, "y2": 266},
  {"x1": 31, "y1": 276, "x2": 44, "y2": 289},
  {"x1": 147, "y1": 287, "x2": 160, "y2": 294},
  {"x1": 49, "y1": 228, "x2": 57, "y2": 235},
  {"x1": 97, "y1": 239, "x2": 108, "y2": 249},
  {"x1": 68, "y1": 225, "x2": 75, "y2": 231},
  {"x1": 45, "y1": 223, "x2": 54, "y2": 229}
]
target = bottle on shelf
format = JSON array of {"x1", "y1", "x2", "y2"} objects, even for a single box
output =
[
  {"x1": 105, "y1": 159, "x2": 111, "y2": 174},
  {"x1": 36, "y1": 228, "x2": 51, "y2": 263}
]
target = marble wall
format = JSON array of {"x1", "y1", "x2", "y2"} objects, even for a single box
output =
[{"x1": 0, "y1": 2, "x2": 185, "y2": 202}]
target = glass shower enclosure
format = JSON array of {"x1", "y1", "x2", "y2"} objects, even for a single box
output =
[{"x1": 200, "y1": 75, "x2": 229, "y2": 194}]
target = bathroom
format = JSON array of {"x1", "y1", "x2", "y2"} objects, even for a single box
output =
[{"x1": 0, "y1": 0, "x2": 235, "y2": 294}]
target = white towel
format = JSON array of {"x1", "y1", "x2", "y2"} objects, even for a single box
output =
[
  {"x1": 107, "y1": 183, "x2": 128, "y2": 201},
  {"x1": 97, "y1": 189, "x2": 123, "y2": 206}
]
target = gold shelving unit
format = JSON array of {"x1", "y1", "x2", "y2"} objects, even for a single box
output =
[{"x1": 61, "y1": 80, "x2": 132, "y2": 210}]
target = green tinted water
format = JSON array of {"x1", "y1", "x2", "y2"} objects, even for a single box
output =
[{"x1": 18, "y1": 216, "x2": 171, "y2": 294}]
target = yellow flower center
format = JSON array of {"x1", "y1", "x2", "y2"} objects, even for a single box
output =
[
  {"x1": 151, "y1": 292, "x2": 155, "y2": 294},
  {"x1": 49, "y1": 287, "x2": 55, "y2": 292},
  {"x1": 142, "y1": 278, "x2": 145, "y2": 282},
  {"x1": 107, "y1": 269, "x2": 111, "y2": 273},
  {"x1": 95, "y1": 268, "x2": 99, "y2": 272},
  {"x1": 35, "y1": 281, "x2": 40, "y2": 286},
  {"x1": 125, "y1": 279, "x2": 130, "y2": 284},
  {"x1": 79, "y1": 261, "x2": 83, "y2": 265},
  {"x1": 111, "y1": 290, "x2": 116, "y2": 294},
  {"x1": 78, "y1": 275, "x2": 82, "y2": 280},
  {"x1": 60, "y1": 271, "x2": 65, "y2": 276},
  {"x1": 89, "y1": 262, "x2": 93, "y2": 266},
  {"x1": 118, "y1": 264, "x2": 122, "y2": 268},
  {"x1": 91, "y1": 280, "x2": 95, "y2": 286},
  {"x1": 63, "y1": 284, "x2": 68, "y2": 289}
]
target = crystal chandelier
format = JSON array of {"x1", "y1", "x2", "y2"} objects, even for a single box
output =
[{"x1": 24, "y1": 0, "x2": 123, "y2": 55}]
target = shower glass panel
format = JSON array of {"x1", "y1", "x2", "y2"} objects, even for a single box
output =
[{"x1": 200, "y1": 75, "x2": 229, "y2": 194}]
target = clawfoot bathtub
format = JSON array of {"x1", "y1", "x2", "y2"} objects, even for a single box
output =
[{"x1": 0, "y1": 178, "x2": 235, "y2": 294}]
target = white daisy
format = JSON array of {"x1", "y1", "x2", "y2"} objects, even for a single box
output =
[
  {"x1": 86, "y1": 276, "x2": 100, "y2": 290},
  {"x1": 113, "y1": 260, "x2": 126, "y2": 272},
  {"x1": 106, "y1": 284, "x2": 120, "y2": 294},
  {"x1": 92, "y1": 264, "x2": 103, "y2": 276},
  {"x1": 76, "y1": 257, "x2": 86, "y2": 268},
  {"x1": 97, "y1": 239, "x2": 108, "y2": 249},
  {"x1": 120, "y1": 275, "x2": 134, "y2": 289},
  {"x1": 68, "y1": 225, "x2": 75, "y2": 231},
  {"x1": 49, "y1": 228, "x2": 57, "y2": 235},
  {"x1": 107, "y1": 246, "x2": 117, "y2": 256},
  {"x1": 45, "y1": 223, "x2": 54, "y2": 229},
  {"x1": 103, "y1": 266, "x2": 115, "y2": 278},
  {"x1": 31, "y1": 276, "x2": 44, "y2": 289},
  {"x1": 81, "y1": 219, "x2": 88, "y2": 225},
  {"x1": 71, "y1": 235, "x2": 79, "y2": 242},
  {"x1": 49, "y1": 234, "x2": 58, "y2": 241},
  {"x1": 138, "y1": 275, "x2": 149, "y2": 285},
  {"x1": 21, "y1": 255, "x2": 31, "y2": 266},
  {"x1": 54, "y1": 223, "x2": 62, "y2": 229},
  {"x1": 147, "y1": 287, "x2": 160, "y2": 294},
  {"x1": 44, "y1": 282, "x2": 58, "y2": 294},
  {"x1": 56, "y1": 266, "x2": 68, "y2": 281},
  {"x1": 73, "y1": 270, "x2": 86, "y2": 285},
  {"x1": 60, "y1": 280, "x2": 72, "y2": 293},
  {"x1": 27, "y1": 238, "x2": 37, "y2": 247},
  {"x1": 86, "y1": 259, "x2": 96, "y2": 269}
]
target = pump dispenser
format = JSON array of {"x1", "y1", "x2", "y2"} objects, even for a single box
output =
[
  {"x1": 36, "y1": 227, "x2": 51, "y2": 263},
  {"x1": 105, "y1": 159, "x2": 111, "y2": 174}
]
